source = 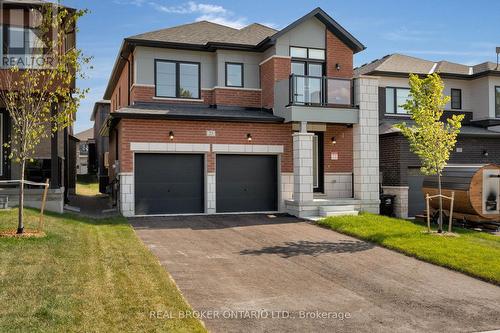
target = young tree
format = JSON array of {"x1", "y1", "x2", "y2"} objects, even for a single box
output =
[
  {"x1": 0, "y1": 3, "x2": 89, "y2": 234},
  {"x1": 395, "y1": 73, "x2": 464, "y2": 233}
]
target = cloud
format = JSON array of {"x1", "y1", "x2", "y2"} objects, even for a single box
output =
[
  {"x1": 114, "y1": 1, "x2": 275, "y2": 29},
  {"x1": 382, "y1": 27, "x2": 435, "y2": 42}
]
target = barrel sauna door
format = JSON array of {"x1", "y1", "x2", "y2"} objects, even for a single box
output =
[{"x1": 483, "y1": 169, "x2": 500, "y2": 215}]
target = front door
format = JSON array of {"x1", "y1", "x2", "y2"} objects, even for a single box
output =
[{"x1": 312, "y1": 132, "x2": 324, "y2": 193}]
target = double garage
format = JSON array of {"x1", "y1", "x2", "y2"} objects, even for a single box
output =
[{"x1": 134, "y1": 153, "x2": 279, "y2": 215}]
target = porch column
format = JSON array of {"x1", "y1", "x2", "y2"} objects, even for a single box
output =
[
  {"x1": 353, "y1": 76, "x2": 380, "y2": 213},
  {"x1": 293, "y1": 121, "x2": 314, "y2": 203}
]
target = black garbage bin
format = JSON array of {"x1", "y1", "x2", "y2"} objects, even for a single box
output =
[{"x1": 380, "y1": 194, "x2": 396, "y2": 217}]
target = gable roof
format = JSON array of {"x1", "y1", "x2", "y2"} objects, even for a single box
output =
[
  {"x1": 356, "y1": 53, "x2": 500, "y2": 78},
  {"x1": 104, "y1": 7, "x2": 365, "y2": 99},
  {"x1": 75, "y1": 128, "x2": 94, "y2": 142}
]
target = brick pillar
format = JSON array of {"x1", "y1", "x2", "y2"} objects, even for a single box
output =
[
  {"x1": 293, "y1": 123, "x2": 314, "y2": 203},
  {"x1": 353, "y1": 76, "x2": 380, "y2": 213}
]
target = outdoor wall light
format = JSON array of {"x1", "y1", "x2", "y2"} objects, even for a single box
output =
[
  {"x1": 483, "y1": 150, "x2": 489, "y2": 157},
  {"x1": 247, "y1": 133, "x2": 253, "y2": 142},
  {"x1": 335, "y1": 63, "x2": 341, "y2": 71},
  {"x1": 169, "y1": 131, "x2": 175, "y2": 141},
  {"x1": 331, "y1": 136, "x2": 337, "y2": 145}
]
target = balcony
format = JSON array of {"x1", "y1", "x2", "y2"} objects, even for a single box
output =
[
  {"x1": 274, "y1": 75, "x2": 359, "y2": 124},
  {"x1": 289, "y1": 74, "x2": 353, "y2": 106}
]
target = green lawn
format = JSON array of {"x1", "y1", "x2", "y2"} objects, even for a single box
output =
[
  {"x1": 318, "y1": 213, "x2": 500, "y2": 284},
  {"x1": 0, "y1": 209, "x2": 206, "y2": 332},
  {"x1": 76, "y1": 175, "x2": 100, "y2": 197}
]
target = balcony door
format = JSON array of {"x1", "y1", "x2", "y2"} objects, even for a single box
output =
[{"x1": 291, "y1": 61, "x2": 324, "y2": 105}]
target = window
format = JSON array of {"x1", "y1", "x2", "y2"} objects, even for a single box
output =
[
  {"x1": 79, "y1": 143, "x2": 89, "y2": 155},
  {"x1": 155, "y1": 60, "x2": 200, "y2": 99},
  {"x1": 496, "y1": 86, "x2": 500, "y2": 118},
  {"x1": 290, "y1": 47, "x2": 308, "y2": 58},
  {"x1": 289, "y1": 46, "x2": 325, "y2": 60},
  {"x1": 225, "y1": 63, "x2": 243, "y2": 87},
  {"x1": 451, "y1": 89, "x2": 462, "y2": 110},
  {"x1": 385, "y1": 87, "x2": 411, "y2": 114}
]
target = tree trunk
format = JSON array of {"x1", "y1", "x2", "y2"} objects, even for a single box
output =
[
  {"x1": 437, "y1": 172, "x2": 443, "y2": 233},
  {"x1": 17, "y1": 159, "x2": 26, "y2": 234}
]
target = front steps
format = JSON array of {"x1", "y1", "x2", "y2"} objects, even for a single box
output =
[{"x1": 285, "y1": 198, "x2": 361, "y2": 219}]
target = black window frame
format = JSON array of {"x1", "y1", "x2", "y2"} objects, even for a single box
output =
[
  {"x1": 451, "y1": 88, "x2": 462, "y2": 110},
  {"x1": 496, "y1": 86, "x2": 500, "y2": 118},
  {"x1": 225, "y1": 62, "x2": 244, "y2": 88},
  {"x1": 385, "y1": 87, "x2": 411, "y2": 114},
  {"x1": 154, "y1": 59, "x2": 201, "y2": 100}
]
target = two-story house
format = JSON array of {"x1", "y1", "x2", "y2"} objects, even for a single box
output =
[
  {"x1": 356, "y1": 53, "x2": 500, "y2": 218},
  {"x1": 101, "y1": 7, "x2": 380, "y2": 218},
  {"x1": 0, "y1": 0, "x2": 77, "y2": 212}
]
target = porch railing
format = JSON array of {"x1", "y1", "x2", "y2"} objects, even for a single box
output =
[{"x1": 289, "y1": 74, "x2": 353, "y2": 107}]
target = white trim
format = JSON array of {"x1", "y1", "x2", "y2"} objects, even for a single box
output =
[
  {"x1": 152, "y1": 96, "x2": 204, "y2": 102},
  {"x1": 202, "y1": 87, "x2": 262, "y2": 92},
  {"x1": 429, "y1": 63, "x2": 438, "y2": 74},
  {"x1": 212, "y1": 144, "x2": 284, "y2": 154},
  {"x1": 259, "y1": 55, "x2": 291, "y2": 66},
  {"x1": 131, "y1": 83, "x2": 155, "y2": 89},
  {"x1": 130, "y1": 142, "x2": 210, "y2": 153}
]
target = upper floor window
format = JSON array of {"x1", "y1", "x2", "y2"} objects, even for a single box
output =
[
  {"x1": 386, "y1": 87, "x2": 410, "y2": 114},
  {"x1": 451, "y1": 89, "x2": 462, "y2": 110},
  {"x1": 79, "y1": 143, "x2": 89, "y2": 155},
  {"x1": 225, "y1": 62, "x2": 243, "y2": 87},
  {"x1": 290, "y1": 47, "x2": 325, "y2": 61},
  {"x1": 496, "y1": 86, "x2": 500, "y2": 118},
  {"x1": 155, "y1": 60, "x2": 200, "y2": 99}
]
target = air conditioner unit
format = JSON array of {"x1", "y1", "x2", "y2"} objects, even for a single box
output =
[{"x1": 104, "y1": 152, "x2": 109, "y2": 168}]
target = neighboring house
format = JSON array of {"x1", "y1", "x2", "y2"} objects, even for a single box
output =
[
  {"x1": 100, "y1": 7, "x2": 380, "y2": 218},
  {"x1": 91, "y1": 100, "x2": 111, "y2": 193},
  {"x1": 356, "y1": 54, "x2": 500, "y2": 218},
  {"x1": 75, "y1": 128, "x2": 95, "y2": 175},
  {"x1": 0, "y1": 0, "x2": 77, "y2": 213}
]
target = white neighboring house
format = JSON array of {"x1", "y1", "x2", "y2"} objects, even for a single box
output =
[{"x1": 75, "y1": 128, "x2": 94, "y2": 175}]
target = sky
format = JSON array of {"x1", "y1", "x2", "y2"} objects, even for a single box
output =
[{"x1": 62, "y1": 0, "x2": 500, "y2": 134}]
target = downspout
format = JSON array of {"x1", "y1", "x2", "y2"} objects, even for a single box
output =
[{"x1": 119, "y1": 53, "x2": 131, "y2": 106}]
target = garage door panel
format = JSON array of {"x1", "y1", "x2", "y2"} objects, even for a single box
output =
[
  {"x1": 135, "y1": 154, "x2": 204, "y2": 215},
  {"x1": 217, "y1": 155, "x2": 278, "y2": 213},
  {"x1": 408, "y1": 168, "x2": 425, "y2": 217}
]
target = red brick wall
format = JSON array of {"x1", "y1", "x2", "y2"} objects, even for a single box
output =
[
  {"x1": 213, "y1": 88, "x2": 261, "y2": 108},
  {"x1": 326, "y1": 30, "x2": 354, "y2": 78},
  {"x1": 324, "y1": 124, "x2": 353, "y2": 173},
  {"x1": 111, "y1": 55, "x2": 132, "y2": 112},
  {"x1": 118, "y1": 119, "x2": 294, "y2": 173},
  {"x1": 130, "y1": 86, "x2": 262, "y2": 108},
  {"x1": 260, "y1": 57, "x2": 291, "y2": 109}
]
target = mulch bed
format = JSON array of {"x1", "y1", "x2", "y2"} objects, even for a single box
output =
[{"x1": 0, "y1": 230, "x2": 46, "y2": 238}]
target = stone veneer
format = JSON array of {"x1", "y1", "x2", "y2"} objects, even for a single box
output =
[
  {"x1": 293, "y1": 132, "x2": 314, "y2": 203},
  {"x1": 382, "y1": 186, "x2": 409, "y2": 218},
  {"x1": 324, "y1": 173, "x2": 353, "y2": 199},
  {"x1": 353, "y1": 76, "x2": 380, "y2": 213}
]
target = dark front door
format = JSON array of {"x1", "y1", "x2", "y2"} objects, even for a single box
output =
[
  {"x1": 135, "y1": 154, "x2": 204, "y2": 215},
  {"x1": 313, "y1": 132, "x2": 324, "y2": 193},
  {"x1": 216, "y1": 155, "x2": 278, "y2": 213},
  {"x1": 408, "y1": 168, "x2": 425, "y2": 217}
]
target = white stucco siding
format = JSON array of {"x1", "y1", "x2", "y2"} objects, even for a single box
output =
[
  {"x1": 134, "y1": 46, "x2": 217, "y2": 88},
  {"x1": 470, "y1": 77, "x2": 490, "y2": 120},
  {"x1": 488, "y1": 76, "x2": 500, "y2": 118},
  {"x1": 274, "y1": 17, "x2": 326, "y2": 56}
]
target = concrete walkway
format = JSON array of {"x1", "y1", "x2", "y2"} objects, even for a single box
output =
[{"x1": 131, "y1": 214, "x2": 500, "y2": 333}]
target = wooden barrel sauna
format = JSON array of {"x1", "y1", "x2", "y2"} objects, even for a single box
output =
[{"x1": 422, "y1": 164, "x2": 500, "y2": 222}]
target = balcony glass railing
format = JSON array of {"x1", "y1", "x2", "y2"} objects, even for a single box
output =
[{"x1": 289, "y1": 74, "x2": 353, "y2": 106}]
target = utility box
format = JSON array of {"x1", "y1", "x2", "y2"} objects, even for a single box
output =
[{"x1": 0, "y1": 195, "x2": 9, "y2": 210}]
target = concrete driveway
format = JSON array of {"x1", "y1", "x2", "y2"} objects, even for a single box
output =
[{"x1": 131, "y1": 214, "x2": 500, "y2": 333}]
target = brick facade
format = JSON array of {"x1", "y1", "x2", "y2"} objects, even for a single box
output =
[
  {"x1": 118, "y1": 119, "x2": 294, "y2": 174},
  {"x1": 324, "y1": 124, "x2": 353, "y2": 173},
  {"x1": 110, "y1": 54, "x2": 132, "y2": 112},
  {"x1": 380, "y1": 133, "x2": 500, "y2": 186},
  {"x1": 326, "y1": 30, "x2": 354, "y2": 78},
  {"x1": 260, "y1": 56, "x2": 291, "y2": 109}
]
